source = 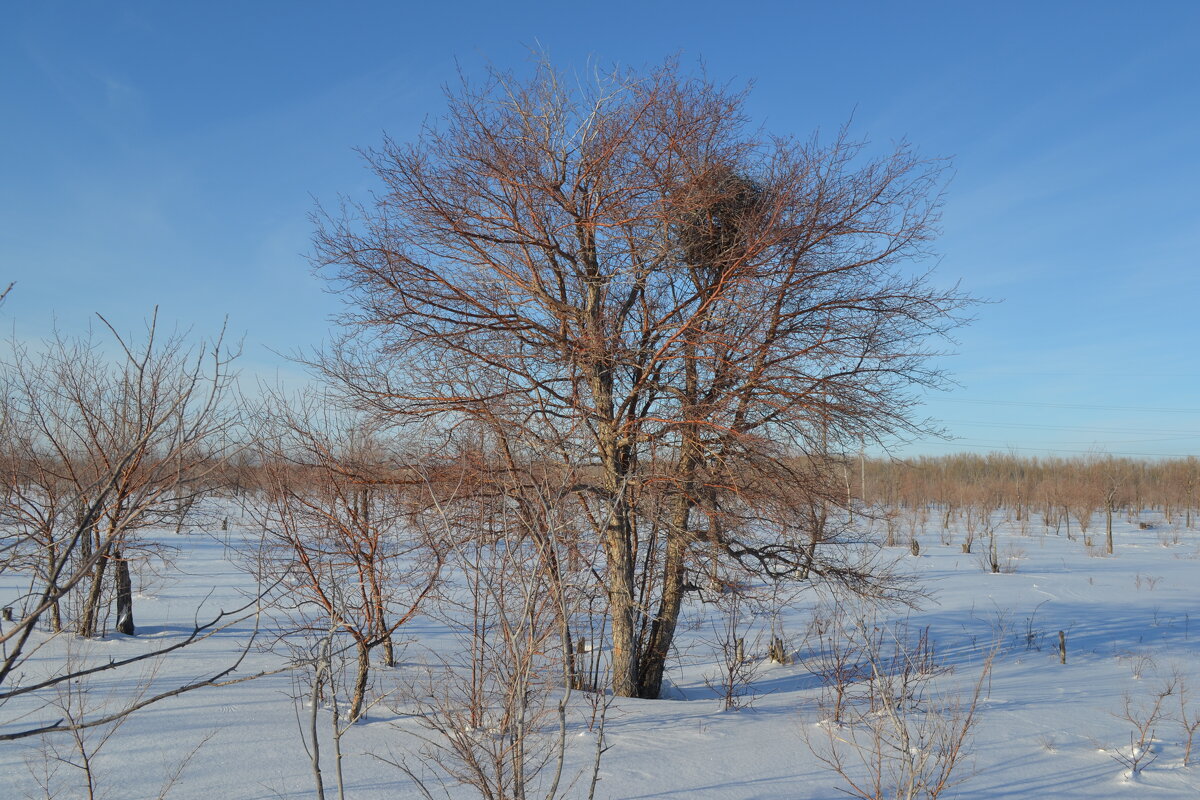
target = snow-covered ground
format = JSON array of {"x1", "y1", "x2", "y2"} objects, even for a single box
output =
[{"x1": 3, "y1": 507, "x2": 1200, "y2": 799}]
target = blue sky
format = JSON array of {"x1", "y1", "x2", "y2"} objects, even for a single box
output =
[{"x1": 3, "y1": 1, "x2": 1198, "y2": 458}]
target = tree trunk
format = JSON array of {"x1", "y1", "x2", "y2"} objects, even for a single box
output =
[
  {"x1": 603, "y1": 501, "x2": 639, "y2": 698},
  {"x1": 800, "y1": 502, "x2": 826, "y2": 581},
  {"x1": 45, "y1": 537, "x2": 62, "y2": 633},
  {"x1": 600, "y1": 446, "x2": 639, "y2": 697},
  {"x1": 638, "y1": 420, "x2": 701, "y2": 698},
  {"x1": 638, "y1": 518, "x2": 687, "y2": 698},
  {"x1": 79, "y1": 547, "x2": 108, "y2": 637},
  {"x1": 349, "y1": 639, "x2": 371, "y2": 722},
  {"x1": 114, "y1": 548, "x2": 135, "y2": 635},
  {"x1": 1106, "y1": 495, "x2": 1115, "y2": 555},
  {"x1": 592, "y1": 361, "x2": 640, "y2": 697},
  {"x1": 310, "y1": 654, "x2": 327, "y2": 800},
  {"x1": 378, "y1": 627, "x2": 395, "y2": 669},
  {"x1": 370, "y1": 585, "x2": 395, "y2": 668}
]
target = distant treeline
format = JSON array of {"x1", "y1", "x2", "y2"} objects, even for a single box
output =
[
  {"x1": 857, "y1": 453, "x2": 1199, "y2": 524},
  {"x1": 203, "y1": 451, "x2": 1200, "y2": 526}
]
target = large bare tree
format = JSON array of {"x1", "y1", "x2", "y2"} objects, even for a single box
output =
[{"x1": 312, "y1": 59, "x2": 971, "y2": 698}]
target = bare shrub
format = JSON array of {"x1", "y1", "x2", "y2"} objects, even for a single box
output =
[
  {"x1": 1174, "y1": 670, "x2": 1200, "y2": 767},
  {"x1": 1072, "y1": 504, "x2": 1094, "y2": 536},
  {"x1": 805, "y1": 616, "x2": 992, "y2": 800},
  {"x1": 1022, "y1": 601, "x2": 1047, "y2": 652},
  {"x1": 883, "y1": 509, "x2": 902, "y2": 548},
  {"x1": 1111, "y1": 676, "x2": 1176, "y2": 777},
  {"x1": 703, "y1": 586, "x2": 766, "y2": 712},
  {"x1": 1043, "y1": 503, "x2": 1064, "y2": 536},
  {"x1": 805, "y1": 607, "x2": 868, "y2": 725},
  {"x1": 1158, "y1": 529, "x2": 1182, "y2": 547},
  {"x1": 1115, "y1": 650, "x2": 1157, "y2": 681},
  {"x1": 1134, "y1": 573, "x2": 1162, "y2": 591},
  {"x1": 938, "y1": 525, "x2": 953, "y2": 547},
  {"x1": 960, "y1": 508, "x2": 977, "y2": 554},
  {"x1": 379, "y1": 456, "x2": 610, "y2": 800},
  {"x1": 972, "y1": 533, "x2": 1020, "y2": 574},
  {"x1": 997, "y1": 544, "x2": 1025, "y2": 574},
  {"x1": 251, "y1": 398, "x2": 441, "y2": 722}
]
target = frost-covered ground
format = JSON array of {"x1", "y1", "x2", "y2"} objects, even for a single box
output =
[{"x1": 3, "y1": 507, "x2": 1200, "y2": 799}]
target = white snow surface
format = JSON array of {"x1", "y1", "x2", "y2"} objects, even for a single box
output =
[{"x1": 3, "y1": 506, "x2": 1200, "y2": 799}]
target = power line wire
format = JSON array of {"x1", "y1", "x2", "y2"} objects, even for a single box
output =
[
  {"x1": 907, "y1": 439, "x2": 1199, "y2": 458},
  {"x1": 942, "y1": 419, "x2": 1200, "y2": 436},
  {"x1": 938, "y1": 398, "x2": 1200, "y2": 414}
]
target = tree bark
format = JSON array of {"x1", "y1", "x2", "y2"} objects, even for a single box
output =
[{"x1": 1106, "y1": 495, "x2": 1115, "y2": 555}]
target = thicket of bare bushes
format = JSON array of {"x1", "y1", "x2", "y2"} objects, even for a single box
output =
[
  {"x1": 0, "y1": 314, "x2": 267, "y2": 745},
  {"x1": 856, "y1": 453, "x2": 1198, "y2": 549}
]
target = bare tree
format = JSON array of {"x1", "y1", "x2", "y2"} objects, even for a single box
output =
[
  {"x1": 253, "y1": 395, "x2": 442, "y2": 722},
  {"x1": 806, "y1": 603, "x2": 869, "y2": 725},
  {"x1": 1100, "y1": 455, "x2": 1128, "y2": 555},
  {"x1": 312, "y1": 58, "x2": 971, "y2": 697},
  {"x1": 703, "y1": 583, "x2": 769, "y2": 712},
  {"x1": 1174, "y1": 669, "x2": 1200, "y2": 767}
]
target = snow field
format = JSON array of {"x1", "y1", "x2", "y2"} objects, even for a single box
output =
[{"x1": 2, "y1": 505, "x2": 1199, "y2": 799}]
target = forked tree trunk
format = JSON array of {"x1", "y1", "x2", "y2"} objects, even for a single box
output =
[
  {"x1": 636, "y1": 321, "x2": 711, "y2": 699},
  {"x1": 370, "y1": 584, "x2": 395, "y2": 667},
  {"x1": 377, "y1": 625, "x2": 395, "y2": 668},
  {"x1": 638, "y1": 520, "x2": 688, "y2": 698},
  {"x1": 638, "y1": 426, "x2": 699, "y2": 698}
]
